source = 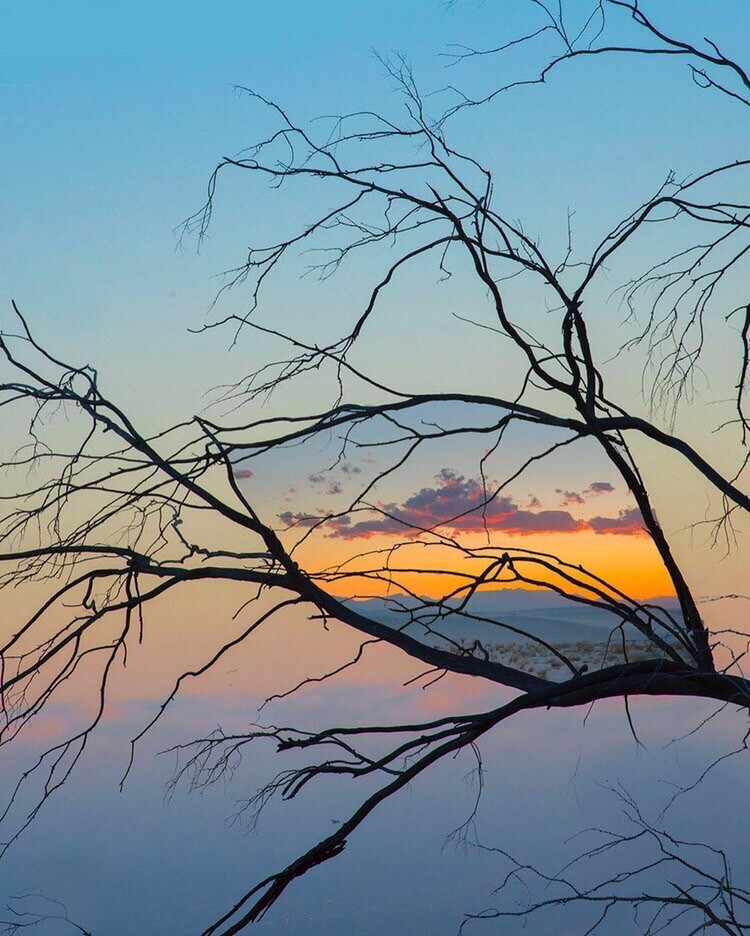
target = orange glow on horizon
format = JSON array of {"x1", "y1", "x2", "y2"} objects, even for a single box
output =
[{"x1": 296, "y1": 528, "x2": 676, "y2": 602}]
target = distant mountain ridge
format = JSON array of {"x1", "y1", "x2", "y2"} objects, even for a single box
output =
[{"x1": 343, "y1": 590, "x2": 681, "y2": 648}]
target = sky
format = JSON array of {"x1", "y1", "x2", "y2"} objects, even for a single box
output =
[
  {"x1": 0, "y1": 589, "x2": 747, "y2": 933},
  {"x1": 239, "y1": 414, "x2": 675, "y2": 598},
  {"x1": 3, "y1": 3, "x2": 750, "y2": 933},
  {"x1": 3, "y1": 665, "x2": 749, "y2": 935},
  {"x1": 4, "y1": 1, "x2": 750, "y2": 600}
]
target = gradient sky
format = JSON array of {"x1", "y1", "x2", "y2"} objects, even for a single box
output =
[
  {"x1": 4, "y1": 2, "x2": 749, "y2": 596},
  {"x1": 4, "y1": 7, "x2": 750, "y2": 933}
]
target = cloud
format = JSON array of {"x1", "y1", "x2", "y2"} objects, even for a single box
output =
[
  {"x1": 584, "y1": 481, "x2": 615, "y2": 496},
  {"x1": 556, "y1": 488, "x2": 585, "y2": 506},
  {"x1": 308, "y1": 473, "x2": 344, "y2": 495},
  {"x1": 234, "y1": 468, "x2": 254, "y2": 480},
  {"x1": 491, "y1": 509, "x2": 584, "y2": 534},
  {"x1": 328, "y1": 514, "x2": 407, "y2": 538},
  {"x1": 328, "y1": 469, "x2": 586, "y2": 539},
  {"x1": 555, "y1": 482, "x2": 616, "y2": 505},
  {"x1": 526, "y1": 495, "x2": 541, "y2": 509},
  {"x1": 326, "y1": 469, "x2": 646, "y2": 540},
  {"x1": 587, "y1": 508, "x2": 645, "y2": 535},
  {"x1": 278, "y1": 511, "x2": 321, "y2": 528}
]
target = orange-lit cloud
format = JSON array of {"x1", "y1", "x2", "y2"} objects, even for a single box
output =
[{"x1": 308, "y1": 469, "x2": 644, "y2": 540}]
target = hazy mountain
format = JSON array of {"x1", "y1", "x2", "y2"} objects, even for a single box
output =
[{"x1": 344, "y1": 590, "x2": 681, "y2": 648}]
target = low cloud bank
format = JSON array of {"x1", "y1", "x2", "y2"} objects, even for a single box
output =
[{"x1": 291, "y1": 469, "x2": 646, "y2": 539}]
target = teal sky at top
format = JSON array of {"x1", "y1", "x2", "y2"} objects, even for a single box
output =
[{"x1": 3, "y1": 1, "x2": 749, "y2": 420}]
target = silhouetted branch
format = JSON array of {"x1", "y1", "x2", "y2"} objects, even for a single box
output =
[{"x1": 460, "y1": 786, "x2": 750, "y2": 935}]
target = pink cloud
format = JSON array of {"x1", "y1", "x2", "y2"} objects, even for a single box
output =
[
  {"x1": 325, "y1": 470, "x2": 645, "y2": 540},
  {"x1": 327, "y1": 470, "x2": 585, "y2": 539},
  {"x1": 234, "y1": 468, "x2": 254, "y2": 479}
]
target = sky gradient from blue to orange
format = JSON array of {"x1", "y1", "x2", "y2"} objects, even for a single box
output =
[{"x1": 4, "y1": 1, "x2": 749, "y2": 600}]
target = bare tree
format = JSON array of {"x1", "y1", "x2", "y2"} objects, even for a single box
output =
[
  {"x1": 1, "y1": 2, "x2": 749, "y2": 933},
  {"x1": 0, "y1": 893, "x2": 92, "y2": 936},
  {"x1": 459, "y1": 786, "x2": 750, "y2": 935}
]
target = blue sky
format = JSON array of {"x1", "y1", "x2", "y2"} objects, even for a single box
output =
[{"x1": 5, "y1": 0, "x2": 746, "y2": 394}]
